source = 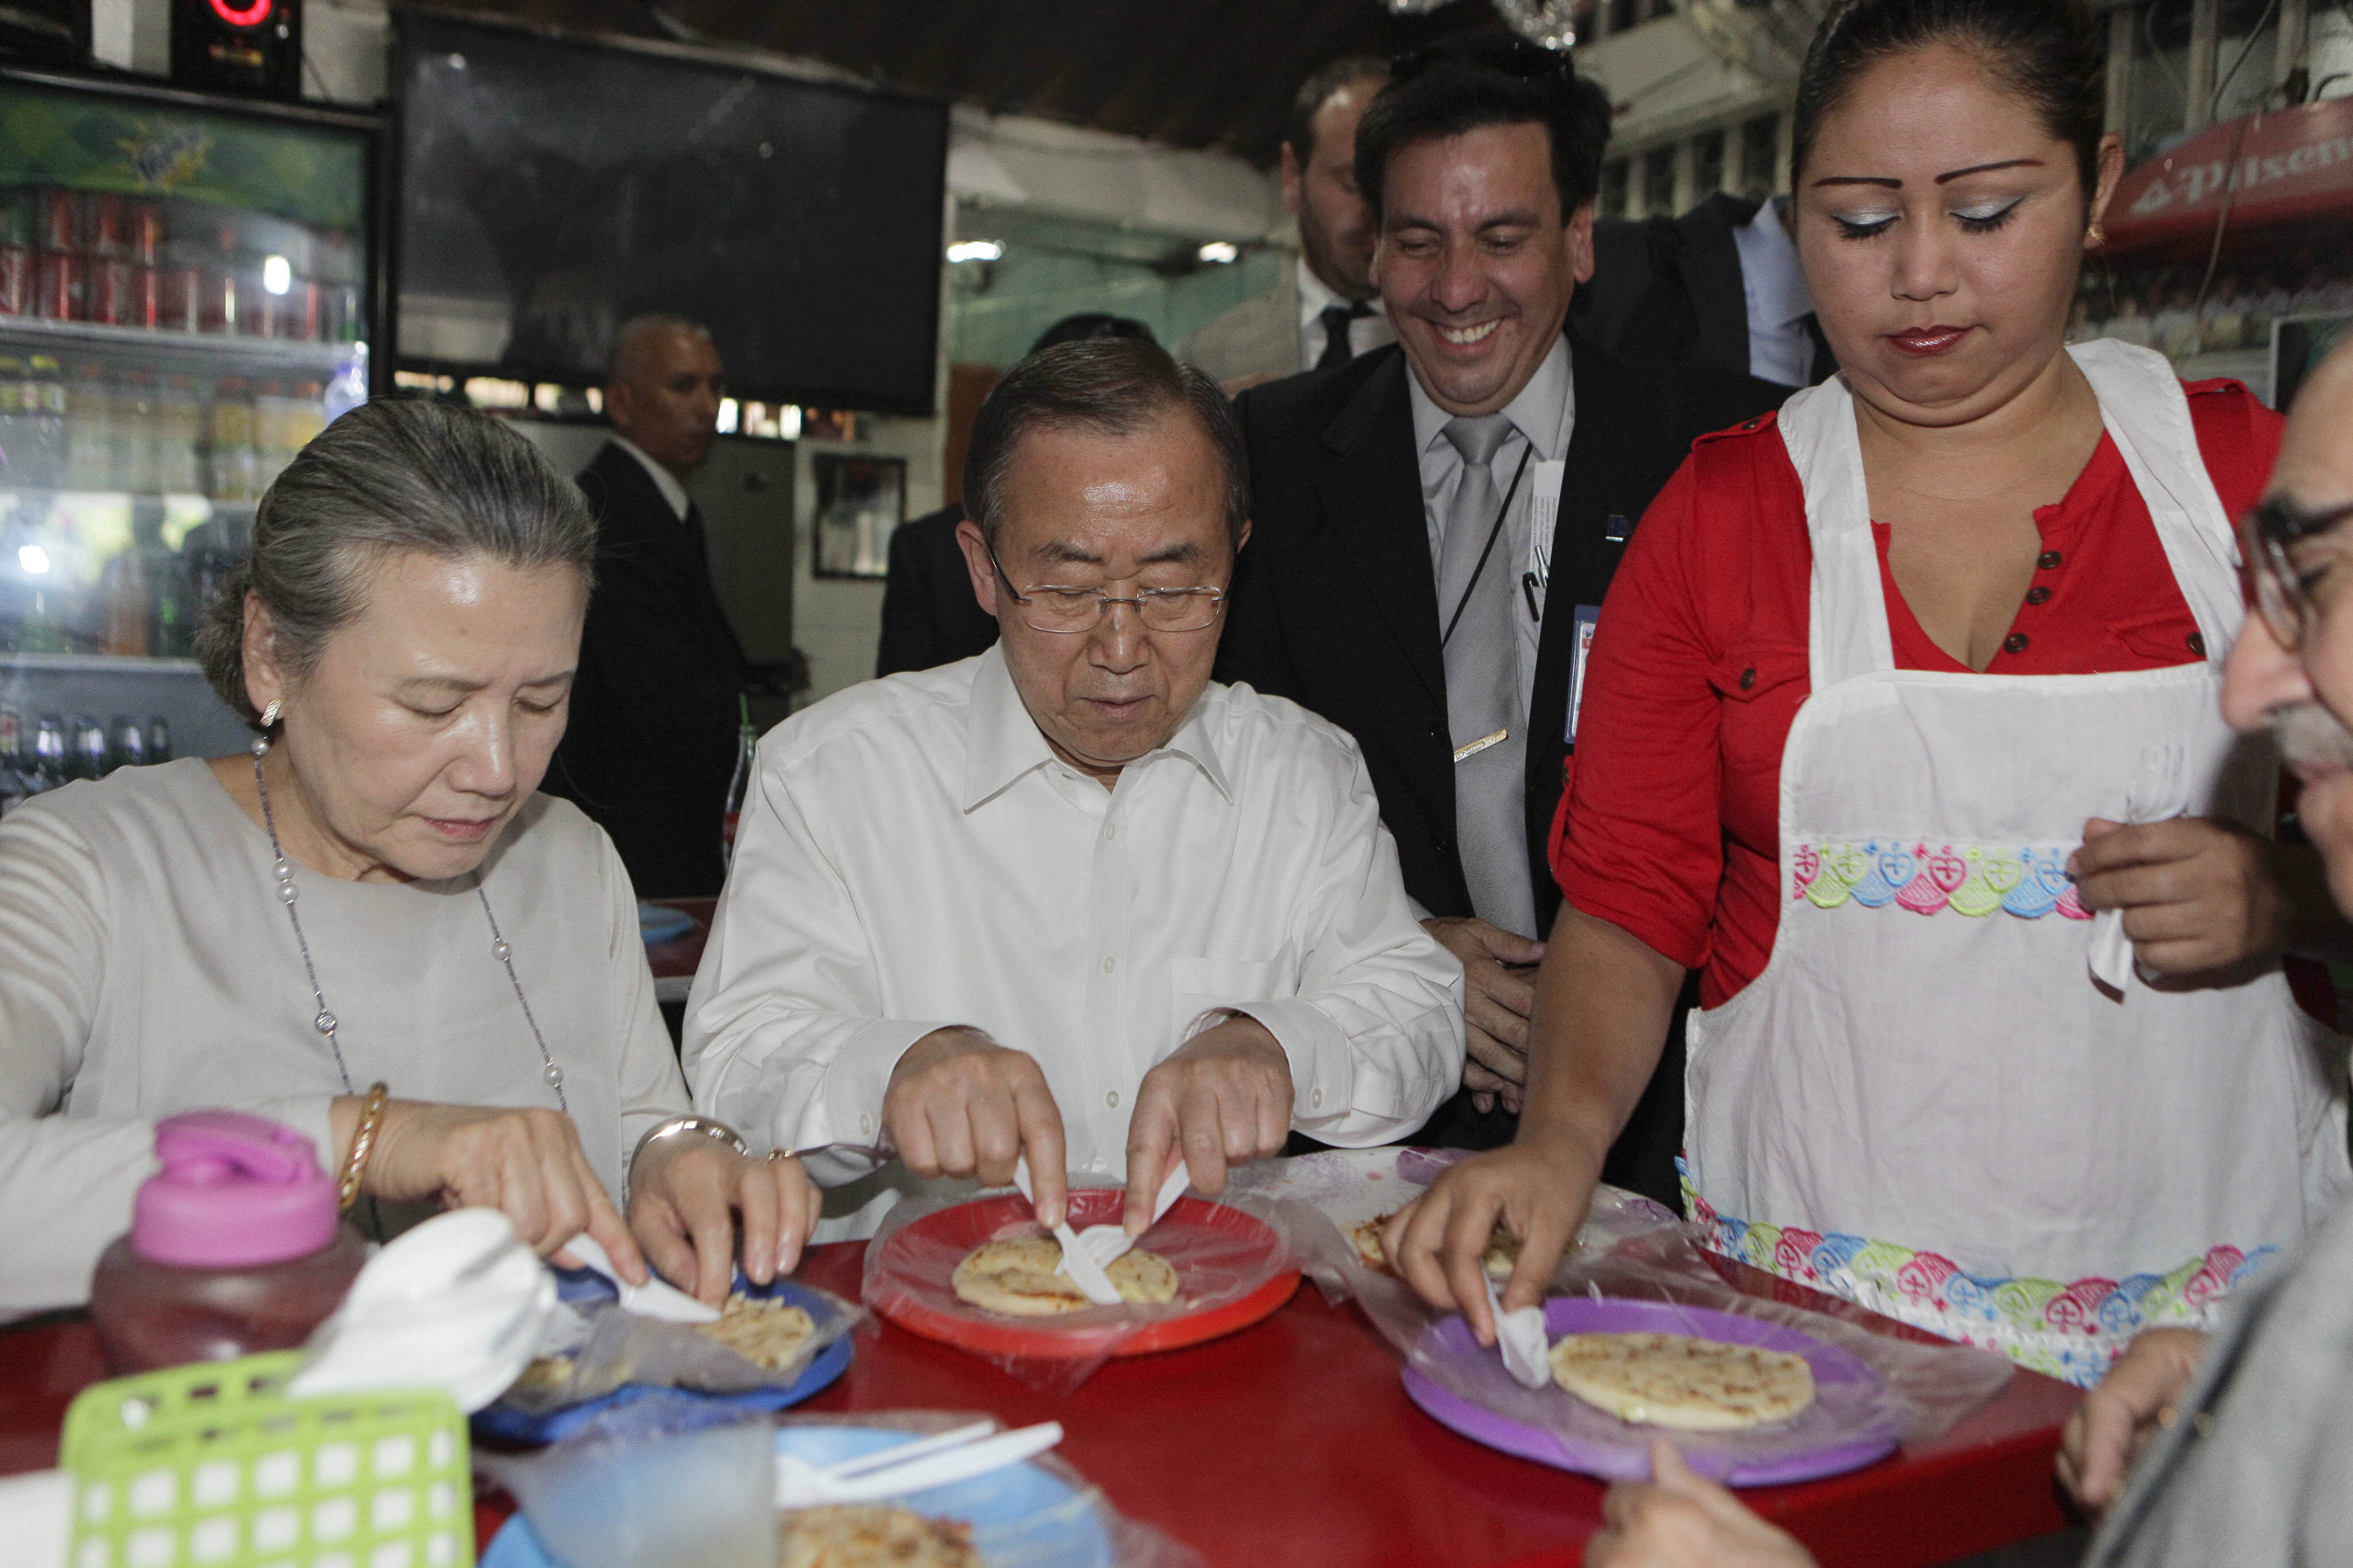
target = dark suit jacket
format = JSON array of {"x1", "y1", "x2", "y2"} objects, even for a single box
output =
[
  {"x1": 1218, "y1": 334, "x2": 1776, "y2": 1183},
  {"x1": 876, "y1": 504, "x2": 1000, "y2": 677},
  {"x1": 1609, "y1": 194, "x2": 1833, "y2": 389},
  {"x1": 544, "y1": 442, "x2": 749, "y2": 898}
]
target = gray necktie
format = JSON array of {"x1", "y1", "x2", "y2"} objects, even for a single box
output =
[{"x1": 1437, "y1": 414, "x2": 1536, "y2": 939}]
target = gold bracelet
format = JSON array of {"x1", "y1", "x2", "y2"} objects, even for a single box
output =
[{"x1": 338, "y1": 1082, "x2": 390, "y2": 1213}]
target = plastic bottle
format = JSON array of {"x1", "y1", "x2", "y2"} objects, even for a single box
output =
[
  {"x1": 207, "y1": 376, "x2": 254, "y2": 501},
  {"x1": 88, "y1": 1110, "x2": 367, "y2": 1374},
  {"x1": 109, "y1": 713, "x2": 145, "y2": 771},
  {"x1": 0, "y1": 355, "x2": 23, "y2": 486},
  {"x1": 721, "y1": 694, "x2": 756, "y2": 867},
  {"x1": 63, "y1": 362, "x2": 112, "y2": 491},
  {"x1": 156, "y1": 373, "x2": 202, "y2": 494},
  {"x1": 25, "y1": 356, "x2": 64, "y2": 489},
  {"x1": 145, "y1": 714, "x2": 170, "y2": 763},
  {"x1": 29, "y1": 713, "x2": 64, "y2": 789},
  {"x1": 0, "y1": 708, "x2": 25, "y2": 816}
]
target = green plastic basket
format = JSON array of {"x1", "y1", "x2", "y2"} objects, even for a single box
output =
[{"x1": 59, "y1": 1351, "x2": 475, "y2": 1568}]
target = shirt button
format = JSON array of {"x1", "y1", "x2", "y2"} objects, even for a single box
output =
[
  {"x1": 1102, "y1": 956, "x2": 1116, "y2": 974},
  {"x1": 1104, "y1": 824, "x2": 1117, "y2": 841},
  {"x1": 2188, "y1": 631, "x2": 2207, "y2": 656},
  {"x1": 1739, "y1": 667, "x2": 1757, "y2": 690},
  {"x1": 1311, "y1": 1088, "x2": 1324, "y2": 1109},
  {"x1": 2038, "y1": 550, "x2": 2062, "y2": 570},
  {"x1": 860, "y1": 1114, "x2": 874, "y2": 1137},
  {"x1": 2024, "y1": 586, "x2": 2052, "y2": 606},
  {"x1": 1105, "y1": 1090, "x2": 1121, "y2": 1109},
  {"x1": 2003, "y1": 632, "x2": 2030, "y2": 655}
]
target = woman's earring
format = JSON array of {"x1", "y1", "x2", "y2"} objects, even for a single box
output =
[
  {"x1": 2086, "y1": 223, "x2": 2105, "y2": 247},
  {"x1": 260, "y1": 698, "x2": 282, "y2": 729}
]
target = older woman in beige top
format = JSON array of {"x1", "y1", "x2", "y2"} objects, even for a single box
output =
[{"x1": 0, "y1": 398, "x2": 817, "y2": 1313}]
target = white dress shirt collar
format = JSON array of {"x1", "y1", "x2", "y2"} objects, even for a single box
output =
[
  {"x1": 1733, "y1": 197, "x2": 1818, "y2": 387},
  {"x1": 961, "y1": 644, "x2": 1231, "y2": 812},
  {"x1": 610, "y1": 434, "x2": 693, "y2": 522},
  {"x1": 1295, "y1": 257, "x2": 1393, "y2": 368},
  {"x1": 1406, "y1": 332, "x2": 1575, "y2": 464}
]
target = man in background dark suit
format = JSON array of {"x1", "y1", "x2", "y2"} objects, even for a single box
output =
[
  {"x1": 545, "y1": 313, "x2": 748, "y2": 898},
  {"x1": 1218, "y1": 39, "x2": 1776, "y2": 1196},
  {"x1": 1591, "y1": 192, "x2": 1833, "y2": 392},
  {"x1": 876, "y1": 314, "x2": 1156, "y2": 678}
]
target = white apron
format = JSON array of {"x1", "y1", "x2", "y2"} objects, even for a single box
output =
[{"x1": 1683, "y1": 341, "x2": 2351, "y2": 1387}]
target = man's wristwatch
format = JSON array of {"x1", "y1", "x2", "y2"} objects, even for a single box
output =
[{"x1": 630, "y1": 1115, "x2": 750, "y2": 1182}]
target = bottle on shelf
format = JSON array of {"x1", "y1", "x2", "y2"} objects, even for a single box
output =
[
  {"x1": 99, "y1": 527, "x2": 149, "y2": 656},
  {"x1": 206, "y1": 375, "x2": 256, "y2": 502},
  {"x1": 30, "y1": 714, "x2": 65, "y2": 790},
  {"x1": 0, "y1": 188, "x2": 29, "y2": 318},
  {"x1": 109, "y1": 714, "x2": 146, "y2": 771},
  {"x1": 115, "y1": 367, "x2": 158, "y2": 495},
  {"x1": 64, "y1": 362, "x2": 113, "y2": 492},
  {"x1": 0, "y1": 708, "x2": 25, "y2": 816},
  {"x1": 145, "y1": 715, "x2": 170, "y2": 763},
  {"x1": 136, "y1": 506, "x2": 190, "y2": 656},
  {"x1": 0, "y1": 355, "x2": 22, "y2": 486},
  {"x1": 156, "y1": 373, "x2": 202, "y2": 493},
  {"x1": 70, "y1": 713, "x2": 106, "y2": 780},
  {"x1": 24, "y1": 356, "x2": 64, "y2": 491}
]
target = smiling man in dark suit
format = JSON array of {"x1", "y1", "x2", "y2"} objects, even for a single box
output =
[
  {"x1": 1217, "y1": 37, "x2": 1775, "y2": 1185},
  {"x1": 545, "y1": 313, "x2": 749, "y2": 898}
]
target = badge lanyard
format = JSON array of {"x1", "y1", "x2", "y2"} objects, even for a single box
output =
[{"x1": 1440, "y1": 443, "x2": 1537, "y2": 651}]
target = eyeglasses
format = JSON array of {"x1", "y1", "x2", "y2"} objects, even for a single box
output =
[
  {"x1": 2239, "y1": 495, "x2": 2353, "y2": 652},
  {"x1": 983, "y1": 535, "x2": 1228, "y2": 635}
]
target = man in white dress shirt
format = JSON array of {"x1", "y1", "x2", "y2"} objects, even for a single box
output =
[
  {"x1": 684, "y1": 338, "x2": 1463, "y2": 1232},
  {"x1": 1183, "y1": 57, "x2": 1397, "y2": 391}
]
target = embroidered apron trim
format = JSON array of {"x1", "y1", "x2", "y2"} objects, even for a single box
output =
[
  {"x1": 1791, "y1": 840, "x2": 2092, "y2": 919},
  {"x1": 1681, "y1": 1168, "x2": 2273, "y2": 1389}
]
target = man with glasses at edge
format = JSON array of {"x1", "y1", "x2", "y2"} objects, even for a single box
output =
[{"x1": 682, "y1": 338, "x2": 1464, "y2": 1237}]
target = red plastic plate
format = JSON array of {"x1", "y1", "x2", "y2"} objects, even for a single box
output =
[{"x1": 870, "y1": 1191, "x2": 1301, "y2": 1360}]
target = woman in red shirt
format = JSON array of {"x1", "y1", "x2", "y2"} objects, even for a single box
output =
[{"x1": 1391, "y1": 0, "x2": 2352, "y2": 1385}]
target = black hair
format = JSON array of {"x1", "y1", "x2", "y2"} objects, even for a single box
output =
[
  {"x1": 963, "y1": 337, "x2": 1249, "y2": 551},
  {"x1": 1028, "y1": 314, "x2": 1158, "y2": 355},
  {"x1": 1284, "y1": 55, "x2": 1391, "y2": 165},
  {"x1": 1792, "y1": 0, "x2": 2105, "y2": 199},
  {"x1": 1353, "y1": 35, "x2": 1612, "y2": 228}
]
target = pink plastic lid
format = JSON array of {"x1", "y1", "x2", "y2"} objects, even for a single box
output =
[{"x1": 130, "y1": 1111, "x2": 339, "y2": 1268}]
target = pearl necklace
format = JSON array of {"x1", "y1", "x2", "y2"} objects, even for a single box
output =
[{"x1": 250, "y1": 738, "x2": 568, "y2": 1113}]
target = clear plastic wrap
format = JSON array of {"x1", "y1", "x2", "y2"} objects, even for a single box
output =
[
  {"x1": 492, "y1": 1270, "x2": 863, "y2": 1418},
  {"x1": 1295, "y1": 1183, "x2": 2015, "y2": 1484},
  {"x1": 860, "y1": 1181, "x2": 1304, "y2": 1395},
  {"x1": 774, "y1": 1411, "x2": 1203, "y2": 1568}
]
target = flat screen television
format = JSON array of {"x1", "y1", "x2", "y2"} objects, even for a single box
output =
[{"x1": 394, "y1": 14, "x2": 947, "y2": 414}]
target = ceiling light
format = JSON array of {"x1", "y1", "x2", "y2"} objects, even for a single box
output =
[
  {"x1": 261, "y1": 255, "x2": 292, "y2": 296},
  {"x1": 1197, "y1": 241, "x2": 1239, "y2": 264},
  {"x1": 946, "y1": 240, "x2": 1005, "y2": 264},
  {"x1": 17, "y1": 545, "x2": 49, "y2": 574}
]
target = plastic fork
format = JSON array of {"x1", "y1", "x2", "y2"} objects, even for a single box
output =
[
  {"x1": 1010, "y1": 1160, "x2": 1191, "y2": 1302},
  {"x1": 775, "y1": 1422, "x2": 1066, "y2": 1507},
  {"x1": 560, "y1": 1233, "x2": 722, "y2": 1323}
]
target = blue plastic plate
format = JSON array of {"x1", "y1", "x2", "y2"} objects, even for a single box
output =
[
  {"x1": 480, "y1": 1423, "x2": 1117, "y2": 1568},
  {"x1": 472, "y1": 1272, "x2": 853, "y2": 1446}
]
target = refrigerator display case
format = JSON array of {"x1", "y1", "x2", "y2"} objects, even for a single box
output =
[{"x1": 0, "y1": 68, "x2": 383, "y2": 784}]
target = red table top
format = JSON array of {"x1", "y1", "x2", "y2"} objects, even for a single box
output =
[
  {"x1": 0, "y1": 1242, "x2": 2080, "y2": 1568},
  {"x1": 643, "y1": 895, "x2": 716, "y2": 982}
]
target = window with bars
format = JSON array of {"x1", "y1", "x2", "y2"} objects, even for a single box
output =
[
  {"x1": 1642, "y1": 146, "x2": 1677, "y2": 217},
  {"x1": 1741, "y1": 115, "x2": 1779, "y2": 202},
  {"x1": 1695, "y1": 129, "x2": 1726, "y2": 199}
]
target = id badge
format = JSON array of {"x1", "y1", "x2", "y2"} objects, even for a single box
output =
[{"x1": 1566, "y1": 604, "x2": 1601, "y2": 744}]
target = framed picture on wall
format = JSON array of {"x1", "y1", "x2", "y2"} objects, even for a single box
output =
[{"x1": 812, "y1": 454, "x2": 906, "y2": 580}]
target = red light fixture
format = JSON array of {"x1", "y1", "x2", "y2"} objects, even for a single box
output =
[{"x1": 206, "y1": 0, "x2": 273, "y2": 28}]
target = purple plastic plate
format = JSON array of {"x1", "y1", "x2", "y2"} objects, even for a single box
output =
[{"x1": 1402, "y1": 1297, "x2": 1900, "y2": 1487}]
